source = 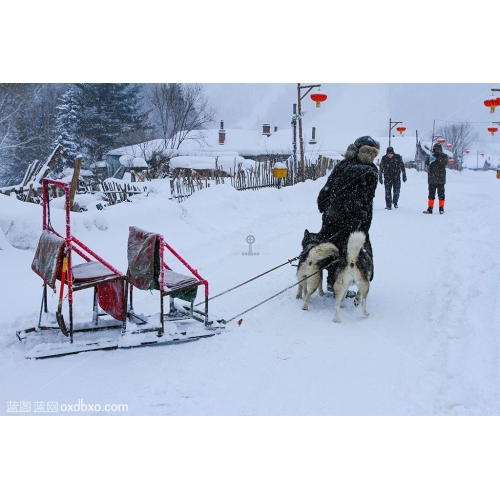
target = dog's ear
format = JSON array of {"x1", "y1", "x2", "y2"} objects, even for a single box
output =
[{"x1": 304, "y1": 229, "x2": 310, "y2": 236}]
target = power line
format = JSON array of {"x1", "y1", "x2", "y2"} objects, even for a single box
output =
[{"x1": 433, "y1": 118, "x2": 500, "y2": 125}]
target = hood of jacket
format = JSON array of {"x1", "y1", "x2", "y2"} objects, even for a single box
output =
[{"x1": 344, "y1": 136, "x2": 380, "y2": 164}]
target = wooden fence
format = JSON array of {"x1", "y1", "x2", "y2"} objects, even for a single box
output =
[
  {"x1": 96, "y1": 180, "x2": 148, "y2": 205},
  {"x1": 169, "y1": 155, "x2": 336, "y2": 202},
  {"x1": 2, "y1": 152, "x2": 337, "y2": 207},
  {"x1": 0, "y1": 145, "x2": 63, "y2": 203}
]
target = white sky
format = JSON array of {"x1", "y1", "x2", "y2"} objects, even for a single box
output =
[{"x1": 203, "y1": 83, "x2": 500, "y2": 151}]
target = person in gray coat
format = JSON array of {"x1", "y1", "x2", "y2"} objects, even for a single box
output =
[
  {"x1": 378, "y1": 146, "x2": 406, "y2": 209},
  {"x1": 423, "y1": 142, "x2": 448, "y2": 214}
]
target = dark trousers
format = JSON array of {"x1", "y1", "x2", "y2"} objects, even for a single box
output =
[
  {"x1": 428, "y1": 184, "x2": 445, "y2": 200},
  {"x1": 384, "y1": 177, "x2": 401, "y2": 207}
]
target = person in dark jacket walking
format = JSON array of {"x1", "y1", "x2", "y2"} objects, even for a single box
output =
[
  {"x1": 423, "y1": 142, "x2": 448, "y2": 214},
  {"x1": 379, "y1": 146, "x2": 406, "y2": 209},
  {"x1": 317, "y1": 135, "x2": 379, "y2": 290}
]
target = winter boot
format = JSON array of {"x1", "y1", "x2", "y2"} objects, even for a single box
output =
[
  {"x1": 423, "y1": 199, "x2": 434, "y2": 214},
  {"x1": 385, "y1": 205, "x2": 392, "y2": 210},
  {"x1": 439, "y1": 200, "x2": 445, "y2": 214},
  {"x1": 394, "y1": 203, "x2": 398, "y2": 209}
]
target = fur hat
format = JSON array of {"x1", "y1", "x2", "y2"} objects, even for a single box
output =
[
  {"x1": 344, "y1": 136, "x2": 380, "y2": 164},
  {"x1": 386, "y1": 146, "x2": 394, "y2": 154}
]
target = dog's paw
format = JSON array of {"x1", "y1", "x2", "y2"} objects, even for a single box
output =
[
  {"x1": 333, "y1": 315, "x2": 341, "y2": 323},
  {"x1": 318, "y1": 289, "x2": 325, "y2": 296},
  {"x1": 363, "y1": 311, "x2": 370, "y2": 317},
  {"x1": 302, "y1": 304, "x2": 309, "y2": 311},
  {"x1": 354, "y1": 294, "x2": 361, "y2": 307},
  {"x1": 296, "y1": 293, "x2": 302, "y2": 300}
]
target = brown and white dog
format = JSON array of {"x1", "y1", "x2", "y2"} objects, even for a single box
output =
[
  {"x1": 296, "y1": 231, "x2": 339, "y2": 311},
  {"x1": 332, "y1": 231, "x2": 373, "y2": 323}
]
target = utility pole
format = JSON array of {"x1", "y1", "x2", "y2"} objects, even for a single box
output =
[
  {"x1": 291, "y1": 104, "x2": 297, "y2": 184},
  {"x1": 430, "y1": 119, "x2": 446, "y2": 148},
  {"x1": 297, "y1": 83, "x2": 321, "y2": 182},
  {"x1": 388, "y1": 118, "x2": 403, "y2": 147}
]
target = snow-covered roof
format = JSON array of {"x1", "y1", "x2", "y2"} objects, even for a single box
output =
[
  {"x1": 170, "y1": 155, "x2": 249, "y2": 171},
  {"x1": 108, "y1": 127, "x2": 420, "y2": 165}
]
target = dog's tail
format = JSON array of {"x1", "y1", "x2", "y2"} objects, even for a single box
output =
[
  {"x1": 347, "y1": 231, "x2": 366, "y2": 266},
  {"x1": 309, "y1": 242, "x2": 339, "y2": 262}
]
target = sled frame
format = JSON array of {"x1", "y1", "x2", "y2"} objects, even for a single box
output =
[
  {"x1": 127, "y1": 226, "x2": 210, "y2": 336},
  {"x1": 34, "y1": 179, "x2": 128, "y2": 342}
]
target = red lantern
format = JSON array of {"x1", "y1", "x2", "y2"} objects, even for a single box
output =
[
  {"x1": 437, "y1": 138, "x2": 446, "y2": 144},
  {"x1": 446, "y1": 144, "x2": 452, "y2": 150},
  {"x1": 396, "y1": 126, "x2": 406, "y2": 135},
  {"x1": 465, "y1": 150, "x2": 470, "y2": 154},
  {"x1": 481, "y1": 153, "x2": 484, "y2": 157},
  {"x1": 448, "y1": 159, "x2": 455, "y2": 164},
  {"x1": 310, "y1": 91, "x2": 327, "y2": 108},
  {"x1": 484, "y1": 97, "x2": 499, "y2": 113},
  {"x1": 487, "y1": 127, "x2": 498, "y2": 136}
]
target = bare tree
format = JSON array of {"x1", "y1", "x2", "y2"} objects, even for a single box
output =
[
  {"x1": 436, "y1": 122, "x2": 479, "y2": 170},
  {"x1": 0, "y1": 84, "x2": 46, "y2": 185},
  {"x1": 0, "y1": 84, "x2": 43, "y2": 151},
  {"x1": 148, "y1": 83, "x2": 216, "y2": 151},
  {"x1": 122, "y1": 129, "x2": 170, "y2": 178}
]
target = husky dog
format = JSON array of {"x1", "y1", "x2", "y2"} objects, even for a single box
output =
[
  {"x1": 296, "y1": 230, "x2": 338, "y2": 311},
  {"x1": 296, "y1": 229, "x2": 328, "y2": 299},
  {"x1": 332, "y1": 231, "x2": 373, "y2": 323}
]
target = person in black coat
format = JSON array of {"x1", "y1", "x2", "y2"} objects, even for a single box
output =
[
  {"x1": 317, "y1": 136, "x2": 380, "y2": 290},
  {"x1": 379, "y1": 146, "x2": 406, "y2": 209},
  {"x1": 423, "y1": 142, "x2": 448, "y2": 214}
]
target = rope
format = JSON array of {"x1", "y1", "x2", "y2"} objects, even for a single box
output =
[
  {"x1": 194, "y1": 255, "x2": 301, "y2": 307},
  {"x1": 220, "y1": 258, "x2": 338, "y2": 325},
  {"x1": 197, "y1": 160, "x2": 374, "y2": 310}
]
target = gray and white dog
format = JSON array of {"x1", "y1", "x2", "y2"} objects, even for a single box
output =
[
  {"x1": 332, "y1": 231, "x2": 373, "y2": 323},
  {"x1": 296, "y1": 230, "x2": 338, "y2": 311}
]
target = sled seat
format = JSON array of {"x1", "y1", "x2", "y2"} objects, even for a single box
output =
[
  {"x1": 31, "y1": 229, "x2": 128, "y2": 340},
  {"x1": 127, "y1": 226, "x2": 209, "y2": 335},
  {"x1": 32, "y1": 235, "x2": 121, "y2": 291},
  {"x1": 163, "y1": 270, "x2": 200, "y2": 293},
  {"x1": 71, "y1": 260, "x2": 121, "y2": 291}
]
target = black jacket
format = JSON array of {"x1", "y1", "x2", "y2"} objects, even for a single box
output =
[
  {"x1": 379, "y1": 153, "x2": 406, "y2": 181},
  {"x1": 317, "y1": 157, "x2": 378, "y2": 250},
  {"x1": 425, "y1": 144, "x2": 448, "y2": 184}
]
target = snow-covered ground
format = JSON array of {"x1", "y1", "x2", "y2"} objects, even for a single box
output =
[
  {"x1": 1, "y1": 167, "x2": 499, "y2": 417},
  {"x1": 2, "y1": 166, "x2": 500, "y2": 497}
]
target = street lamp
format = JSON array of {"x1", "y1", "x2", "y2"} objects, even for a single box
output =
[
  {"x1": 476, "y1": 150, "x2": 485, "y2": 169},
  {"x1": 484, "y1": 89, "x2": 500, "y2": 113},
  {"x1": 295, "y1": 83, "x2": 324, "y2": 182},
  {"x1": 488, "y1": 121, "x2": 500, "y2": 136},
  {"x1": 388, "y1": 118, "x2": 403, "y2": 147},
  {"x1": 430, "y1": 122, "x2": 446, "y2": 148},
  {"x1": 457, "y1": 149, "x2": 471, "y2": 170}
]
